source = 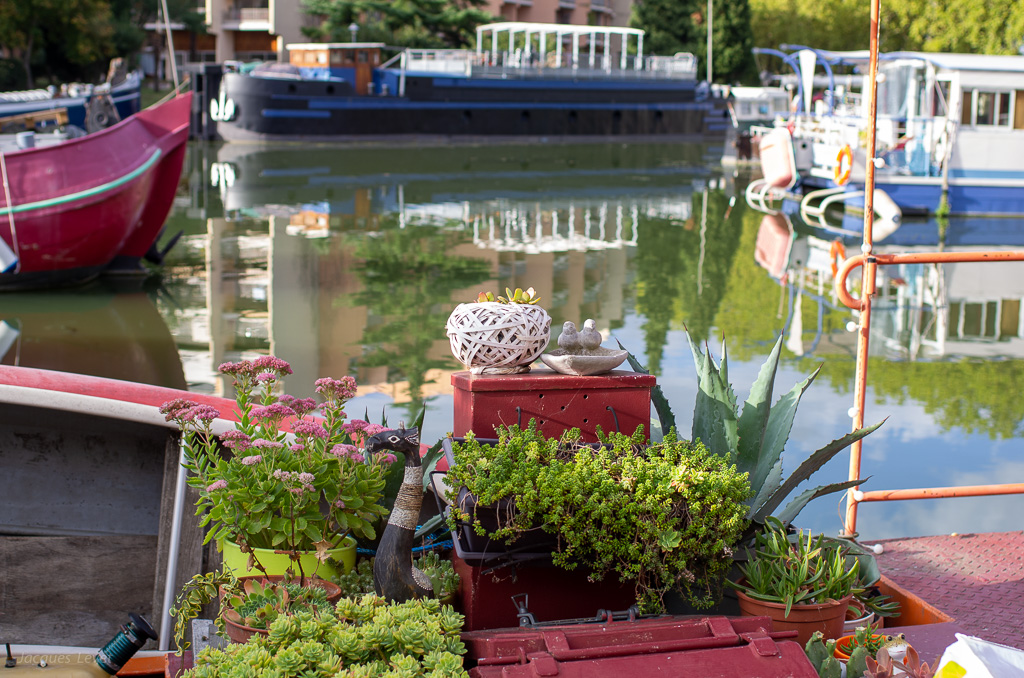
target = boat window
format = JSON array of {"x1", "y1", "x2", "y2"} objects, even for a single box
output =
[
  {"x1": 1015, "y1": 91, "x2": 1024, "y2": 130},
  {"x1": 358, "y1": 51, "x2": 368, "y2": 63},
  {"x1": 976, "y1": 91, "x2": 995, "y2": 126},
  {"x1": 967, "y1": 90, "x2": 1014, "y2": 128},
  {"x1": 932, "y1": 81, "x2": 950, "y2": 117},
  {"x1": 997, "y1": 92, "x2": 1011, "y2": 126}
]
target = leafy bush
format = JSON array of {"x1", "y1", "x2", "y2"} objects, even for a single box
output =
[{"x1": 446, "y1": 422, "x2": 750, "y2": 612}]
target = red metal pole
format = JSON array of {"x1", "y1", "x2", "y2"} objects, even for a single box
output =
[
  {"x1": 834, "y1": 251, "x2": 1024, "y2": 311},
  {"x1": 856, "y1": 485, "x2": 1024, "y2": 502},
  {"x1": 841, "y1": 0, "x2": 882, "y2": 539}
]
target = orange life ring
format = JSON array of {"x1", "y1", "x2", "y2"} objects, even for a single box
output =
[
  {"x1": 834, "y1": 145, "x2": 853, "y2": 186},
  {"x1": 829, "y1": 239, "x2": 847, "y2": 277}
]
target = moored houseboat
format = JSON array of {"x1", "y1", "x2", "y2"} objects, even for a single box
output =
[
  {"x1": 752, "y1": 48, "x2": 1024, "y2": 216},
  {"x1": 209, "y1": 22, "x2": 730, "y2": 141}
]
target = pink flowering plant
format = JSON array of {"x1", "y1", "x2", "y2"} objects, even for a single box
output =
[{"x1": 160, "y1": 356, "x2": 394, "y2": 578}]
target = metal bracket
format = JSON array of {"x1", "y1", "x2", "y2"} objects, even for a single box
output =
[{"x1": 512, "y1": 593, "x2": 642, "y2": 628}]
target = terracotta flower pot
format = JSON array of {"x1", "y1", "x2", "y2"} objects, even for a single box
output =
[
  {"x1": 226, "y1": 574, "x2": 343, "y2": 603},
  {"x1": 833, "y1": 632, "x2": 888, "y2": 661},
  {"x1": 222, "y1": 615, "x2": 265, "y2": 644},
  {"x1": 735, "y1": 589, "x2": 852, "y2": 646},
  {"x1": 220, "y1": 575, "x2": 343, "y2": 643}
]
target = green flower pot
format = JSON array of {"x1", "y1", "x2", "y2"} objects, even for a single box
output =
[{"x1": 221, "y1": 537, "x2": 357, "y2": 579}]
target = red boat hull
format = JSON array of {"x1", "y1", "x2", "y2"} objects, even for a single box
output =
[{"x1": 0, "y1": 92, "x2": 192, "y2": 290}]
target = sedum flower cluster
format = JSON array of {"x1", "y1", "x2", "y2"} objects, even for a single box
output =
[
  {"x1": 186, "y1": 596, "x2": 468, "y2": 678},
  {"x1": 446, "y1": 422, "x2": 751, "y2": 613},
  {"x1": 161, "y1": 356, "x2": 394, "y2": 578}
]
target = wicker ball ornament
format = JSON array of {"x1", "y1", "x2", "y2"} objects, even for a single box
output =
[{"x1": 445, "y1": 302, "x2": 552, "y2": 374}]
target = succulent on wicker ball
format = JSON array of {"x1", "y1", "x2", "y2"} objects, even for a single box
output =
[{"x1": 446, "y1": 287, "x2": 552, "y2": 375}]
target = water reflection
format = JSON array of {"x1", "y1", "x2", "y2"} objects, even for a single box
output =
[
  {"x1": 0, "y1": 283, "x2": 186, "y2": 388},
  {"x1": 13, "y1": 139, "x2": 1024, "y2": 541}
]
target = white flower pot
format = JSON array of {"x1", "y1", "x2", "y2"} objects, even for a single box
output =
[{"x1": 445, "y1": 302, "x2": 551, "y2": 374}]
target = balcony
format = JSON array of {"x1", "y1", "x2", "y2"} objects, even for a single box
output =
[
  {"x1": 222, "y1": 5, "x2": 270, "y2": 30},
  {"x1": 589, "y1": 0, "x2": 614, "y2": 13}
]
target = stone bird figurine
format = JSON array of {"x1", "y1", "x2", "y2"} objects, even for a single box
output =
[
  {"x1": 557, "y1": 321, "x2": 581, "y2": 352},
  {"x1": 579, "y1": 319, "x2": 603, "y2": 353},
  {"x1": 365, "y1": 426, "x2": 433, "y2": 603}
]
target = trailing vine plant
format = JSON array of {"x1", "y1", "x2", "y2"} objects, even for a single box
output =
[{"x1": 445, "y1": 422, "x2": 751, "y2": 613}]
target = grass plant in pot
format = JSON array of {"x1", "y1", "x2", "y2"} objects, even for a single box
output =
[
  {"x1": 445, "y1": 287, "x2": 551, "y2": 375},
  {"x1": 445, "y1": 421, "x2": 751, "y2": 613},
  {"x1": 161, "y1": 356, "x2": 395, "y2": 582},
  {"x1": 728, "y1": 517, "x2": 861, "y2": 646}
]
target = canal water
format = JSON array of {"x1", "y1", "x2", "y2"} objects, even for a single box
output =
[{"x1": 4, "y1": 139, "x2": 1024, "y2": 542}]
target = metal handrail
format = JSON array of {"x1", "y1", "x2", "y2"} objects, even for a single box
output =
[
  {"x1": 835, "y1": 0, "x2": 1024, "y2": 537},
  {"x1": 835, "y1": 249, "x2": 1024, "y2": 537}
]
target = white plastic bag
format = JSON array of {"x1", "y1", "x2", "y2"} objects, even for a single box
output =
[{"x1": 934, "y1": 633, "x2": 1024, "y2": 677}]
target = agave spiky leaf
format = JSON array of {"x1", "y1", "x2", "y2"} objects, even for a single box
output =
[
  {"x1": 775, "y1": 478, "x2": 866, "y2": 527},
  {"x1": 734, "y1": 334, "x2": 783, "y2": 481},
  {"x1": 754, "y1": 419, "x2": 886, "y2": 522},
  {"x1": 687, "y1": 336, "x2": 738, "y2": 462}
]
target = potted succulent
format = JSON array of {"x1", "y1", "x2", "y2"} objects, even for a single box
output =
[
  {"x1": 445, "y1": 421, "x2": 751, "y2": 613},
  {"x1": 834, "y1": 626, "x2": 910, "y2": 663},
  {"x1": 169, "y1": 570, "x2": 339, "y2": 649},
  {"x1": 445, "y1": 287, "x2": 551, "y2": 374},
  {"x1": 728, "y1": 517, "x2": 861, "y2": 645},
  {"x1": 161, "y1": 356, "x2": 395, "y2": 581},
  {"x1": 185, "y1": 596, "x2": 469, "y2": 677}
]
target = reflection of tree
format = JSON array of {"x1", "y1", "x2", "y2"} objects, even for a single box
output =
[
  {"x1": 346, "y1": 219, "x2": 492, "y2": 417},
  {"x1": 633, "y1": 188, "x2": 743, "y2": 373},
  {"x1": 815, "y1": 357, "x2": 1024, "y2": 440}
]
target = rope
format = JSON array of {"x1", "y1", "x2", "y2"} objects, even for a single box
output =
[{"x1": 0, "y1": 149, "x2": 20, "y2": 273}]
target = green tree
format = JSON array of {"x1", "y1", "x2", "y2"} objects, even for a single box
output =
[
  {"x1": 303, "y1": 0, "x2": 495, "y2": 48},
  {"x1": 632, "y1": 0, "x2": 757, "y2": 84},
  {"x1": 749, "y1": 0, "x2": 869, "y2": 54},
  {"x1": 750, "y1": 0, "x2": 1023, "y2": 55},
  {"x1": 880, "y1": 0, "x2": 1024, "y2": 54},
  {"x1": 0, "y1": 0, "x2": 116, "y2": 86}
]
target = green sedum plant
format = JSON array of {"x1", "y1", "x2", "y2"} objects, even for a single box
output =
[
  {"x1": 728, "y1": 517, "x2": 862, "y2": 617},
  {"x1": 184, "y1": 596, "x2": 469, "y2": 678},
  {"x1": 685, "y1": 332, "x2": 884, "y2": 530},
  {"x1": 445, "y1": 422, "x2": 750, "y2": 613}
]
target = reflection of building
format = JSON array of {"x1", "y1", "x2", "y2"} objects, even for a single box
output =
[
  {"x1": 164, "y1": 140, "x2": 702, "y2": 399},
  {"x1": 872, "y1": 249, "x2": 1024, "y2": 360},
  {"x1": 751, "y1": 212, "x2": 1024, "y2": 360}
]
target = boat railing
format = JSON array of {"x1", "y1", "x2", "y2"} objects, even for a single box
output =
[
  {"x1": 395, "y1": 47, "x2": 696, "y2": 80},
  {"x1": 836, "y1": 247, "x2": 1024, "y2": 537}
]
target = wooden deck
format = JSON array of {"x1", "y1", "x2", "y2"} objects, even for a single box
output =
[{"x1": 870, "y1": 530, "x2": 1024, "y2": 650}]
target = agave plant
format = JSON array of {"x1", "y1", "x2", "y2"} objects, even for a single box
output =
[{"x1": 686, "y1": 332, "x2": 884, "y2": 530}]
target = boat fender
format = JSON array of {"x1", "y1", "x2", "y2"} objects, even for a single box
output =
[
  {"x1": 829, "y1": 239, "x2": 847, "y2": 277},
  {"x1": 834, "y1": 145, "x2": 853, "y2": 186}
]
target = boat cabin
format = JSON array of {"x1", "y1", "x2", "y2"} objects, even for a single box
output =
[{"x1": 286, "y1": 42, "x2": 385, "y2": 94}]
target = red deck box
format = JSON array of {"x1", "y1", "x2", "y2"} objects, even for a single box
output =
[{"x1": 451, "y1": 368, "x2": 655, "y2": 442}]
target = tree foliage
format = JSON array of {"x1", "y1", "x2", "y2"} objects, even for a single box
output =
[
  {"x1": 632, "y1": 0, "x2": 758, "y2": 84},
  {"x1": 0, "y1": 0, "x2": 204, "y2": 87},
  {"x1": 303, "y1": 0, "x2": 495, "y2": 48},
  {"x1": 749, "y1": 0, "x2": 1024, "y2": 55}
]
